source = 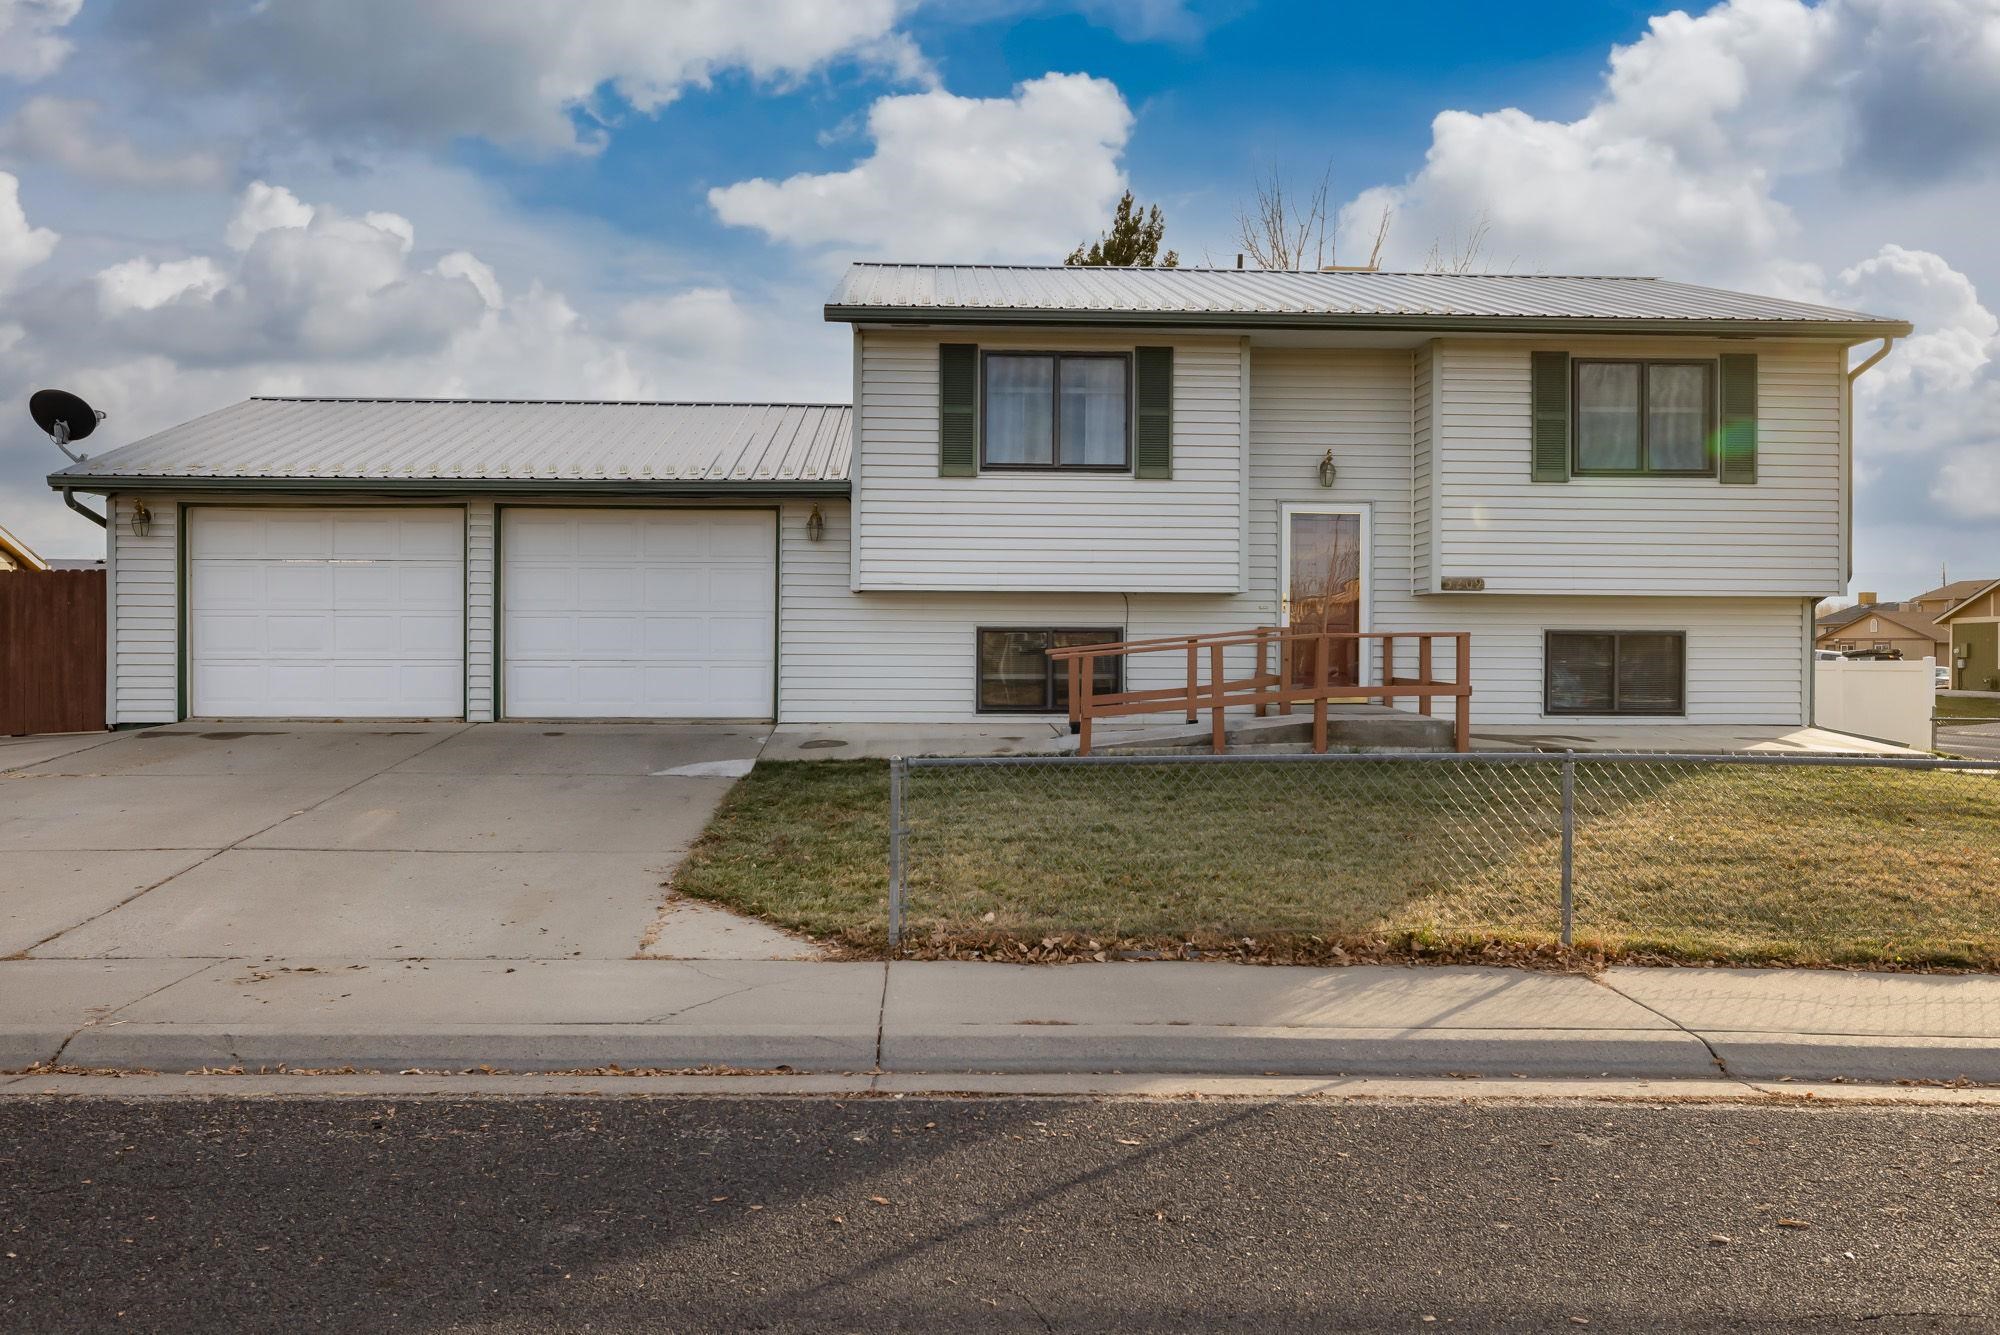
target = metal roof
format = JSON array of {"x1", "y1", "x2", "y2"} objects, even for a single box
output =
[
  {"x1": 826, "y1": 264, "x2": 1911, "y2": 337},
  {"x1": 48, "y1": 397, "x2": 852, "y2": 492}
]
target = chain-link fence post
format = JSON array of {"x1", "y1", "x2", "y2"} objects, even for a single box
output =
[
  {"x1": 1559, "y1": 750, "x2": 1575, "y2": 947},
  {"x1": 887, "y1": 755, "x2": 906, "y2": 950}
]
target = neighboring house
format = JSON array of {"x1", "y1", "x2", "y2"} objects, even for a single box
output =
[
  {"x1": 1938, "y1": 579, "x2": 2000, "y2": 691},
  {"x1": 47, "y1": 265, "x2": 1909, "y2": 729},
  {"x1": 0, "y1": 521, "x2": 51, "y2": 573},
  {"x1": 1813, "y1": 596, "x2": 1946, "y2": 660}
]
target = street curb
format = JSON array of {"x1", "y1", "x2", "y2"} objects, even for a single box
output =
[
  {"x1": 879, "y1": 1026, "x2": 1721, "y2": 1079},
  {"x1": 18, "y1": 1029, "x2": 2000, "y2": 1085},
  {"x1": 54, "y1": 1025, "x2": 878, "y2": 1075},
  {"x1": 1708, "y1": 1034, "x2": 2000, "y2": 1085}
]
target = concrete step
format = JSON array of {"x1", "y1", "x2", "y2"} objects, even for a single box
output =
[{"x1": 1077, "y1": 705, "x2": 1457, "y2": 755}]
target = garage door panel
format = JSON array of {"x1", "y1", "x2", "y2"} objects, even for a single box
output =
[
  {"x1": 706, "y1": 615, "x2": 773, "y2": 658},
  {"x1": 190, "y1": 563, "x2": 262, "y2": 606},
  {"x1": 501, "y1": 509, "x2": 774, "y2": 719},
  {"x1": 581, "y1": 565, "x2": 645, "y2": 607},
  {"x1": 575, "y1": 616, "x2": 644, "y2": 656},
  {"x1": 709, "y1": 567, "x2": 774, "y2": 608},
  {"x1": 707, "y1": 513, "x2": 775, "y2": 557},
  {"x1": 263, "y1": 515, "x2": 333, "y2": 559},
  {"x1": 576, "y1": 520, "x2": 641, "y2": 559},
  {"x1": 638, "y1": 616, "x2": 705, "y2": 655},
  {"x1": 269, "y1": 615, "x2": 334, "y2": 655},
  {"x1": 189, "y1": 508, "x2": 464, "y2": 718},
  {"x1": 193, "y1": 614, "x2": 269, "y2": 656},
  {"x1": 506, "y1": 519, "x2": 575, "y2": 559},
  {"x1": 641, "y1": 520, "x2": 704, "y2": 560}
]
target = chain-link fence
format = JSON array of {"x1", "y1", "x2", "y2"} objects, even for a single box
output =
[{"x1": 887, "y1": 752, "x2": 2000, "y2": 967}]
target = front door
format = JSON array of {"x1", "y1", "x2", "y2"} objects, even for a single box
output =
[{"x1": 1281, "y1": 504, "x2": 1369, "y2": 688}]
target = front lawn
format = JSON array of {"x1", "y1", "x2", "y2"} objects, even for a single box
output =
[
  {"x1": 1938, "y1": 696, "x2": 2000, "y2": 721},
  {"x1": 672, "y1": 758, "x2": 2000, "y2": 969}
]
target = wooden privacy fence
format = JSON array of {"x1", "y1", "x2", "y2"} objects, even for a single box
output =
[
  {"x1": 1048, "y1": 626, "x2": 1471, "y2": 756},
  {"x1": 1, "y1": 570, "x2": 107, "y2": 736}
]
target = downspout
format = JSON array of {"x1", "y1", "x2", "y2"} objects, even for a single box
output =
[
  {"x1": 1841, "y1": 336, "x2": 1897, "y2": 586},
  {"x1": 63, "y1": 488, "x2": 107, "y2": 528},
  {"x1": 1816, "y1": 336, "x2": 1896, "y2": 730}
]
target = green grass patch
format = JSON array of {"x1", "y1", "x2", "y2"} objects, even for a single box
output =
[
  {"x1": 1938, "y1": 696, "x2": 2000, "y2": 721},
  {"x1": 674, "y1": 758, "x2": 2000, "y2": 968}
]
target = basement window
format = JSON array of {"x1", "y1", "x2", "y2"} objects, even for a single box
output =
[
  {"x1": 1545, "y1": 631, "x2": 1686, "y2": 716},
  {"x1": 977, "y1": 628, "x2": 1123, "y2": 713}
]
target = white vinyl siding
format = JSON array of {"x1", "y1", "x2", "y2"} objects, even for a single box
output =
[
  {"x1": 852, "y1": 330, "x2": 1246, "y2": 593},
  {"x1": 1430, "y1": 339, "x2": 1842, "y2": 595},
  {"x1": 775, "y1": 343, "x2": 1815, "y2": 726},
  {"x1": 106, "y1": 494, "x2": 178, "y2": 724},
  {"x1": 466, "y1": 500, "x2": 495, "y2": 721},
  {"x1": 1410, "y1": 340, "x2": 1436, "y2": 594}
]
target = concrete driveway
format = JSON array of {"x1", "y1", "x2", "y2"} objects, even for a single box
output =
[{"x1": 0, "y1": 722, "x2": 812, "y2": 962}]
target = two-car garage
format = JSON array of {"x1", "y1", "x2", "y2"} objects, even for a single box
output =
[{"x1": 185, "y1": 506, "x2": 777, "y2": 720}]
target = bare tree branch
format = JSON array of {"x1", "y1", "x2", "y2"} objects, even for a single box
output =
[
  {"x1": 1236, "y1": 164, "x2": 1332, "y2": 271},
  {"x1": 1421, "y1": 211, "x2": 1494, "y2": 275}
]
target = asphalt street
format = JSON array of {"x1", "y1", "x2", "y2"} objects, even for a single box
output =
[
  {"x1": 1937, "y1": 721, "x2": 2000, "y2": 762},
  {"x1": 2, "y1": 1095, "x2": 1996, "y2": 1332}
]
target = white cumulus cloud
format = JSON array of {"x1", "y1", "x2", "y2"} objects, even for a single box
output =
[
  {"x1": 709, "y1": 72, "x2": 1133, "y2": 260},
  {"x1": 117, "y1": 0, "x2": 929, "y2": 154},
  {"x1": 0, "y1": 169, "x2": 57, "y2": 291},
  {"x1": 1337, "y1": 0, "x2": 2000, "y2": 284}
]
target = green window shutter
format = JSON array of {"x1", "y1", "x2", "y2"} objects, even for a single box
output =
[
  {"x1": 1719, "y1": 352, "x2": 1758, "y2": 484},
  {"x1": 937, "y1": 343, "x2": 978, "y2": 477},
  {"x1": 1530, "y1": 350, "x2": 1571, "y2": 482},
  {"x1": 1133, "y1": 345, "x2": 1173, "y2": 479}
]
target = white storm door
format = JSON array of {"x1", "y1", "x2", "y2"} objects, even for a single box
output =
[
  {"x1": 188, "y1": 507, "x2": 465, "y2": 718},
  {"x1": 500, "y1": 509, "x2": 776, "y2": 719}
]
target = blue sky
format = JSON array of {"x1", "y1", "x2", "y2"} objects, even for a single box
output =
[{"x1": 1, "y1": 0, "x2": 1996, "y2": 600}]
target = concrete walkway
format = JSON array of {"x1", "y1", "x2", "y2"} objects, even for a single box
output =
[{"x1": 6, "y1": 958, "x2": 1999, "y2": 1085}]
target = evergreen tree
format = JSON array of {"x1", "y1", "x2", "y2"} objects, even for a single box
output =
[{"x1": 1066, "y1": 192, "x2": 1178, "y2": 267}]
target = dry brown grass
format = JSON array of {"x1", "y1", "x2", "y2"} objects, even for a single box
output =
[{"x1": 673, "y1": 758, "x2": 2000, "y2": 969}]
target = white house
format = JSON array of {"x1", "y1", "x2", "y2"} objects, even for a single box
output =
[{"x1": 48, "y1": 264, "x2": 1908, "y2": 730}]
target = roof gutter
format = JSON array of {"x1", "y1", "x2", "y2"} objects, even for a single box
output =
[
  {"x1": 824, "y1": 306, "x2": 1915, "y2": 340},
  {"x1": 47, "y1": 476, "x2": 852, "y2": 498},
  {"x1": 62, "y1": 488, "x2": 107, "y2": 528}
]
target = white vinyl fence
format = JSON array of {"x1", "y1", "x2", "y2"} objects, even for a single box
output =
[{"x1": 1814, "y1": 656, "x2": 1935, "y2": 749}]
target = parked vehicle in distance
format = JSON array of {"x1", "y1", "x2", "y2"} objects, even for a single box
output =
[
  {"x1": 1815, "y1": 649, "x2": 1846, "y2": 662},
  {"x1": 1936, "y1": 664, "x2": 1952, "y2": 688}
]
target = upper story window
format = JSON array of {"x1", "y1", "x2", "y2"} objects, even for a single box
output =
[
  {"x1": 1574, "y1": 360, "x2": 1715, "y2": 476},
  {"x1": 982, "y1": 352, "x2": 1130, "y2": 471}
]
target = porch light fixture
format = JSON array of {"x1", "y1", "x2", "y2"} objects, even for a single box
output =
[
  {"x1": 805, "y1": 504, "x2": 825, "y2": 542},
  {"x1": 129, "y1": 499, "x2": 152, "y2": 538},
  {"x1": 1317, "y1": 449, "x2": 1337, "y2": 488}
]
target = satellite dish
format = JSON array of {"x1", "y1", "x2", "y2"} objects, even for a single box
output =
[{"x1": 30, "y1": 388, "x2": 105, "y2": 462}]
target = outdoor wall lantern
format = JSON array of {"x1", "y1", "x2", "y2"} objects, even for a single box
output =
[
  {"x1": 1317, "y1": 449, "x2": 1337, "y2": 488},
  {"x1": 805, "y1": 504, "x2": 825, "y2": 542},
  {"x1": 129, "y1": 499, "x2": 152, "y2": 538}
]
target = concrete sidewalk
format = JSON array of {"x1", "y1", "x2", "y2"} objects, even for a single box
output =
[{"x1": 6, "y1": 957, "x2": 2000, "y2": 1084}]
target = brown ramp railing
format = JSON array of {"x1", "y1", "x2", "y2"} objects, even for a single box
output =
[{"x1": 1046, "y1": 627, "x2": 1470, "y2": 755}]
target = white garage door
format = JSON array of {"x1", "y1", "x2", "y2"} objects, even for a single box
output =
[
  {"x1": 188, "y1": 508, "x2": 465, "y2": 718},
  {"x1": 501, "y1": 509, "x2": 775, "y2": 719}
]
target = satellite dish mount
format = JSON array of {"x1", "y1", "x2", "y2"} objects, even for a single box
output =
[{"x1": 30, "y1": 388, "x2": 105, "y2": 463}]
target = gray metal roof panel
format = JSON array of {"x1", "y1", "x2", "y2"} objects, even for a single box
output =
[
  {"x1": 48, "y1": 397, "x2": 853, "y2": 487},
  {"x1": 825, "y1": 264, "x2": 1908, "y2": 333}
]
